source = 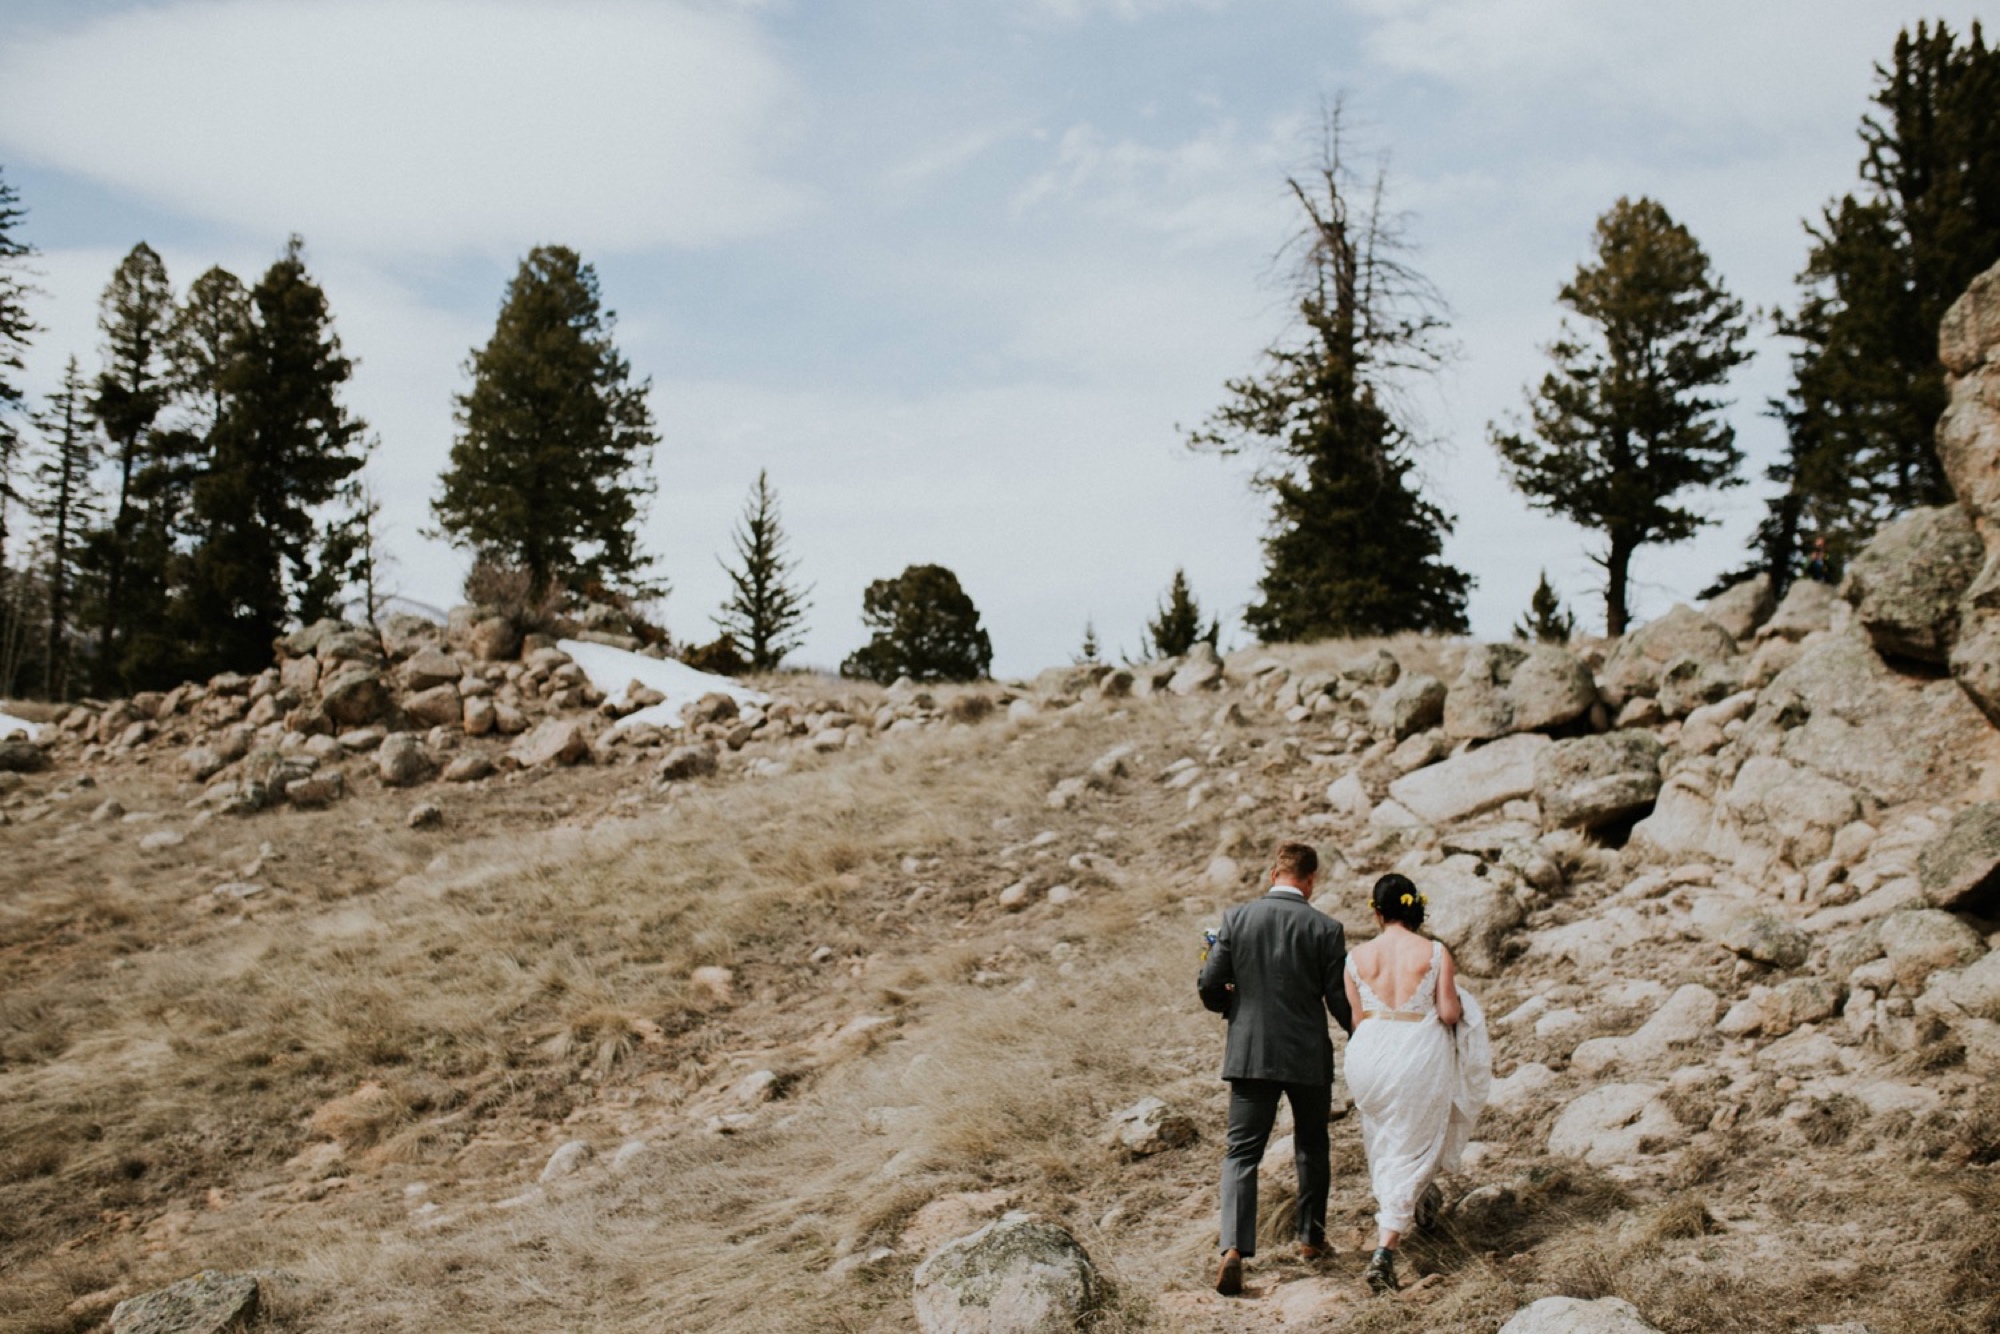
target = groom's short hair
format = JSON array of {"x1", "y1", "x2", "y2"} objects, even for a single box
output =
[{"x1": 1271, "y1": 841, "x2": 1318, "y2": 881}]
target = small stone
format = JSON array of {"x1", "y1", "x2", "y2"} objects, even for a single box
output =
[
  {"x1": 690, "y1": 965, "x2": 735, "y2": 1002},
  {"x1": 407, "y1": 803, "x2": 444, "y2": 831},
  {"x1": 1104, "y1": 1097, "x2": 1198, "y2": 1156},
  {"x1": 442, "y1": 753, "x2": 494, "y2": 783},
  {"x1": 139, "y1": 830, "x2": 186, "y2": 852},
  {"x1": 998, "y1": 881, "x2": 1031, "y2": 911},
  {"x1": 212, "y1": 882, "x2": 263, "y2": 899},
  {"x1": 110, "y1": 1272, "x2": 259, "y2": 1334},
  {"x1": 539, "y1": 1140, "x2": 593, "y2": 1183}
]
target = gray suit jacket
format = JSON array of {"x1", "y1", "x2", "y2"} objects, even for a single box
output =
[{"x1": 1198, "y1": 890, "x2": 1353, "y2": 1084}]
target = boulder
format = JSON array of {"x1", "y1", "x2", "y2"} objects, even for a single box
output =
[
  {"x1": 912, "y1": 1215, "x2": 1098, "y2": 1334},
  {"x1": 1937, "y1": 258, "x2": 2000, "y2": 526},
  {"x1": 1944, "y1": 950, "x2": 2000, "y2": 1021},
  {"x1": 1877, "y1": 909, "x2": 1985, "y2": 992},
  {"x1": 111, "y1": 1272, "x2": 259, "y2": 1334},
  {"x1": 468, "y1": 615, "x2": 519, "y2": 663},
  {"x1": 1340, "y1": 648, "x2": 1402, "y2": 686},
  {"x1": 402, "y1": 683, "x2": 463, "y2": 729},
  {"x1": 1570, "y1": 985, "x2": 1720, "y2": 1076},
  {"x1": 657, "y1": 743, "x2": 719, "y2": 782},
  {"x1": 0, "y1": 738, "x2": 48, "y2": 773},
  {"x1": 1387, "y1": 733, "x2": 1550, "y2": 826},
  {"x1": 1711, "y1": 910, "x2": 1809, "y2": 969},
  {"x1": 1499, "y1": 1296, "x2": 1664, "y2": 1334},
  {"x1": 1717, "y1": 977, "x2": 1842, "y2": 1038},
  {"x1": 1713, "y1": 756, "x2": 1862, "y2": 871},
  {"x1": 375, "y1": 733, "x2": 435, "y2": 787},
  {"x1": 181, "y1": 744, "x2": 228, "y2": 782},
  {"x1": 1759, "y1": 577, "x2": 1839, "y2": 642},
  {"x1": 1167, "y1": 643, "x2": 1224, "y2": 695},
  {"x1": 1948, "y1": 572, "x2": 2000, "y2": 725},
  {"x1": 1442, "y1": 643, "x2": 1596, "y2": 741},
  {"x1": 279, "y1": 654, "x2": 321, "y2": 694},
  {"x1": 1737, "y1": 634, "x2": 1993, "y2": 807},
  {"x1": 1411, "y1": 854, "x2": 1526, "y2": 976},
  {"x1": 687, "y1": 692, "x2": 740, "y2": 726},
  {"x1": 442, "y1": 753, "x2": 494, "y2": 783},
  {"x1": 1370, "y1": 673, "x2": 1446, "y2": 741},
  {"x1": 1654, "y1": 654, "x2": 1746, "y2": 719},
  {"x1": 400, "y1": 648, "x2": 464, "y2": 692},
  {"x1": 512, "y1": 719, "x2": 590, "y2": 768},
  {"x1": 1839, "y1": 505, "x2": 1983, "y2": 665},
  {"x1": 1703, "y1": 574, "x2": 1776, "y2": 643},
  {"x1": 1534, "y1": 730, "x2": 1663, "y2": 831},
  {"x1": 1547, "y1": 1083, "x2": 1680, "y2": 1167},
  {"x1": 462, "y1": 696, "x2": 497, "y2": 737},
  {"x1": 1102, "y1": 1097, "x2": 1198, "y2": 1157},
  {"x1": 1629, "y1": 766, "x2": 1721, "y2": 859},
  {"x1": 321, "y1": 666, "x2": 392, "y2": 727},
  {"x1": 277, "y1": 618, "x2": 348, "y2": 659},
  {"x1": 1919, "y1": 804, "x2": 2000, "y2": 912},
  {"x1": 1597, "y1": 605, "x2": 1738, "y2": 708},
  {"x1": 283, "y1": 771, "x2": 346, "y2": 809}
]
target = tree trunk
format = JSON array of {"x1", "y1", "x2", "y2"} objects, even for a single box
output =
[{"x1": 1604, "y1": 533, "x2": 1634, "y2": 638}]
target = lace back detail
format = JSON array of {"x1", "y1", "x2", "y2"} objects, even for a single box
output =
[{"x1": 1348, "y1": 941, "x2": 1443, "y2": 1016}]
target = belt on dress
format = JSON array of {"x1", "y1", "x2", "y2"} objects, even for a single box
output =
[{"x1": 1362, "y1": 1010, "x2": 1424, "y2": 1023}]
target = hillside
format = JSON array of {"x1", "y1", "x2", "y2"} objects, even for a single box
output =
[{"x1": 6, "y1": 260, "x2": 2000, "y2": 1334}]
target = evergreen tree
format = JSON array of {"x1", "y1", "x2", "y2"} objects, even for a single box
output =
[
  {"x1": 1512, "y1": 570, "x2": 1576, "y2": 645},
  {"x1": 89, "y1": 242, "x2": 175, "y2": 682},
  {"x1": 1730, "y1": 21, "x2": 2000, "y2": 588},
  {"x1": 1189, "y1": 115, "x2": 1472, "y2": 640},
  {"x1": 839, "y1": 564, "x2": 992, "y2": 683},
  {"x1": 166, "y1": 265, "x2": 251, "y2": 433},
  {"x1": 183, "y1": 237, "x2": 368, "y2": 674},
  {"x1": 1075, "y1": 618, "x2": 1101, "y2": 665},
  {"x1": 1493, "y1": 196, "x2": 1751, "y2": 636},
  {"x1": 713, "y1": 469, "x2": 810, "y2": 671},
  {"x1": 1141, "y1": 568, "x2": 1219, "y2": 659},
  {"x1": 0, "y1": 167, "x2": 38, "y2": 642},
  {"x1": 433, "y1": 245, "x2": 660, "y2": 598},
  {"x1": 29, "y1": 358, "x2": 101, "y2": 698}
]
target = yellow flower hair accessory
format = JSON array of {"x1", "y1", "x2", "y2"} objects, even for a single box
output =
[{"x1": 1399, "y1": 893, "x2": 1413, "y2": 906}]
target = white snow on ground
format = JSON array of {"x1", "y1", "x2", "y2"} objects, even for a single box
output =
[
  {"x1": 557, "y1": 639, "x2": 769, "y2": 732},
  {"x1": 0, "y1": 711, "x2": 40, "y2": 740}
]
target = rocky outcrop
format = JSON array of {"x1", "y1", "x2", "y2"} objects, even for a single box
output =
[
  {"x1": 1443, "y1": 643, "x2": 1596, "y2": 742},
  {"x1": 913, "y1": 1215, "x2": 1098, "y2": 1334},
  {"x1": 1597, "y1": 605, "x2": 1738, "y2": 708},
  {"x1": 1840, "y1": 505, "x2": 1982, "y2": 665},
  {"x1": 1704, "y1": 574, "x2": 1775, "y2": 642},
  {"x1": 1388, "y1": 733, "x2": 1550, "y2": 826}
]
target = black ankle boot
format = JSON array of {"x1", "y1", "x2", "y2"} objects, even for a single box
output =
[{"x1": 1364, "y1": 1246, "x2": 1398, "y2": 1294}]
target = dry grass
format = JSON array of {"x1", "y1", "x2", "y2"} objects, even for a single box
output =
[{"x1": 7, "y1": 654, "x2": 2000, "y2": 1333}]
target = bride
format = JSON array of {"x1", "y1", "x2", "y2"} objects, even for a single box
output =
[{"x1": 1342, "y1": 872, "x2": 1491, "y2": 1294}]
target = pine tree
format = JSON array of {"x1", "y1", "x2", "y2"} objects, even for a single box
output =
[
  {"x1": 0, "y1": 167, "x2": 39, "y2": 644},
  {"x1": 713, "y1": 469, "x2": 810, "y2": 671},
  {"x1": 166, "y1": 265, "x2": 251, "y2": 433},
  {"x1": 1075, "y1": 619, "x2": 1101, "y2": 665},
  {"x1": 1512, "y1": 570, "x2": 1576, "y2": 645},
  {"x1": 839, "y1": 564, "x2": 992, "y2": 683},
  {"x1": 1141, "y1": 568, "x2": 1219, "y2": 659},
  {"x1": 183, "y1": 237, "x2": 368, "y2": 675},
  {"x1": 1728, "y1": 21, "x2": 2000, "y2": 589},
  {"x1": 433, "y1": 245, "x2": 661, "y2": 599},
  {"x1": 89, "y1": 242, "x2": 175, "y2": 682},
  {"x1": 29, "y1": 358, "x2": 101, "y2": 698},
  {"x1": 1189, "y1": 114, "x2": 1472, "y2": 640},
  {"x1": 1493, "y1": 197, "x2": 1751, "y2": 636}
]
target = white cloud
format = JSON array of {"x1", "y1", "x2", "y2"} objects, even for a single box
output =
[{"x1": 0, "y1": 0, "x2": 808, "y2": 256}]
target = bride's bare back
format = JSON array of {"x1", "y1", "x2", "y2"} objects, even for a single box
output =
[{"x1": 1349, "y1": 924, "x2": 1462, "y2": 1024}]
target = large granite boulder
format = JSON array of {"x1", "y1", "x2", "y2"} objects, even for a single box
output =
[
  {"x1": 1919, "y1": 803, "x2": 2000, "y2": 912},
  {"x1": 400, "y1": 647, "x2": 465, "y2": 692},
  {"x1": 1388, "y1": 733, "x2": 1551, "y2": 826},
  {"x1": 321, "y1": 665, "x2": 392, "y2": 727},
  {"x1": 1878, "y1": 909, "x2": 1986, "y2": 992},
  {"x1": 1371, "y1": 673, "x2": 1446, "y2": 741},
  {"x1": 402, "y1": 683, "x2": 463, "y2": 729},
  {"x1": 1937, "y1": 258, "x2": 2000, "y2": 529},
  {"x1": 1409, "y1": 854, "x2": 1526, "y2": 976},
  {"x1": 1443, "y1": 643, "x2": 1597, "y2": 741},
  {"x1": 1736, "y1": 633, "x2": 1996, "y2": 807},
  {"x1": 511, "y1": 718, "x2": 591, "y2": 768},
  {"x1": 1711, "y1": 755, "x2": 1862, "y2": 871},
  {"x1": 375, "y1": 733, "x2": 435, "y2": 787},
  {"x1": 1534, "y1": 730, "x2": 1663, "y2": 831},
  {"x1": 1597, "y1": 604, "x2": 1738, "y2": 708},
  {"x1": 1839, "y1": 505, "x2": 1982, "y2": 665},
  {"x1": 1758, "y1": 577, "x2": 1839, "y2": 642},
  {"x1": 1703, "y1": 574, "x2": 1776, "y2": 643},
  {"x1": 913, "y1": 1215, "x2": 1099, "y2": 1334}
]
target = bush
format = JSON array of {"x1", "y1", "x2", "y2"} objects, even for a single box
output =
[{"x1": 840, "y1": 564, "x2": 992, "y2": 684}]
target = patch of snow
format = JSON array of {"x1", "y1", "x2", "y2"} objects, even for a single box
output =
[
  {"x1": 0, "y1": 711, "x2": 40, "y2": 740},
  {"x1": 556, "y1": 639, "x2": 768, "y2": 731}
]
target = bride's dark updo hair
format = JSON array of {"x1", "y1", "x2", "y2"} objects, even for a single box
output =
[{"x1": 1372, "y1": 873, "x2": 1427, "y2": 929}]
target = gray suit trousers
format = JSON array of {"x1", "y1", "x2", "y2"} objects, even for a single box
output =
[{"x1": 1218, "y1": 1078, "x2": 1331, "y2": 1257}]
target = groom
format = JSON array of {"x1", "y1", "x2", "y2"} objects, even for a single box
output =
[{"x1": 1197, "y1": 840, "x2": 1353, "y2": 1295}]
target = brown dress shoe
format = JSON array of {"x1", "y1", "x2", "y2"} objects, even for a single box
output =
[{"x1": 1215, "y1": 1249, "x2": 1243, "y2": 1295}]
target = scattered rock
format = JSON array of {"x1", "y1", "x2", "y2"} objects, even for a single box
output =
[
  {"x1": 1548, "y1": 1083, "x2": 1680, "y2": 1166},
  {"x1": 1704, "y1": 574, "x2": 1776, "y2": 643},
  {"x1": 540, "y1": 1140, "x2": 593, "y2": 1183},
  {"x1": 1499, "y1": 1295, "x2": 1664, "y2": 1334},
  {"x1": 375, "y1": 733, "x2": 435, "y2": 787},
  {"x1": 110, "y1": 1271, "x2": 259, "y2": 1334},
  {"x1": 912, "y1": 1215, "x2": 1098, "y2": 1334},
  {"x1": 468, "y1": 615, "x2": 519, "y2": 663},
  {"x1": 400, "y1": 648, "x2": 464, "y2": 692},
  {"x1": 511, "y1": 718, "x2": 590, "y2": 768},
  {"x1": 1412, "y1": 854, "x2": 1526, "y2": 976},
  {"x1": 1918, "y1": 804, "x2": 2000, "y2": 912},
  {"x1": 321, "y1": 666, "x2": 392, "y2": 727},
  {"x1": 656, "y1": 743, "x2": 719, "y2": 782},
  {"x1": 442, "y1": 753, "x2": 494, "y2": 783},
  {"x1": 402, "y1": 683, "x2": 463, "y2": 729},
  {"x1": 1713, "y1": 910, "x2": 1810, "y2": 970},
  {"x1": 1571, "y1": 985, "x2": 1720, "y2": 1076},
  {"x1": 1167, "y1": 644, "x2": 1224, "y2": 695},
  {"x1": 1877, "y1": 909, "x2": 1985, "y2": 991},
  {"x1": 1371, "y1": 673, "x2": 1447, "y2": 741},
  {"x1": 1103, "y1": 1097, "x2": 1197, "y2": 1156},
  {"x1": 1598, "y1": 605, "x2": 1739, "y2": 708},
  {"x1": 1534, "y1": 730, "x2": 1663, "y2": 831},
  {"x1": 0, "y1": 738, "x2": 48, "y2": 773},
  {"x1": 407, "y1": 803, "x2": 444, "y2": 831},
  {"x1": 283, "y1": 771, "x2": 346, "y2": 809}
]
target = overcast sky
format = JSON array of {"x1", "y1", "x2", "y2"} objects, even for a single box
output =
[{"x1": 1, "y1": 0, "x2": 1991, "y2": 677}]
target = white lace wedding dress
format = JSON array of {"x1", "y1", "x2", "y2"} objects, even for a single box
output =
[{"x1": 1343, "y1": 940, "x2": 1492, "y2": 1234}]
